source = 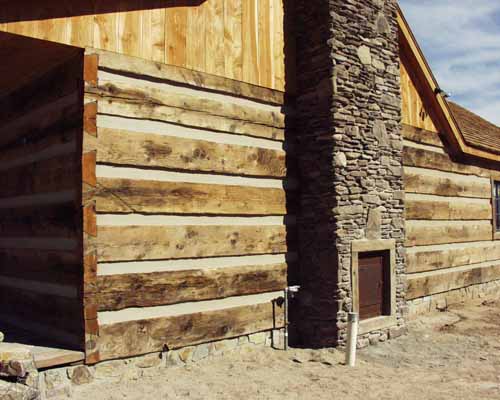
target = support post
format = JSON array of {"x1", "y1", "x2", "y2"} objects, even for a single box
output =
[{"x1": 346, "y1": 312, "x2": 359, "y2": 367}]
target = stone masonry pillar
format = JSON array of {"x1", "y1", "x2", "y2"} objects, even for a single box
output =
[{"x1": 294, "y1": 0, "x2": 406, "y2": 347}]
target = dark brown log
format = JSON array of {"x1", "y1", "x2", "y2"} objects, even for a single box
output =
[
  {"x1": 402, "y1": 124, "x2": 444, "y2": 147},
  {"x1": 407, "y1": 263, "x2": 500, "y2": 299},
  {"x1": 0, "y1": 203, "x2": 79, "y2": 238},
  {"x1": 95, "y1": 177, "x2": 288, "y2": 215},
  {"x1": 0, "y1": 153, "x2": 78, "y2": 199},
  {"x1": 0, "y1": 285, "x2": 83, "y2": 337},
  {"x1": 0, "y1": 248, "x2": 80, "y2": 285},
  {"x1": 97, "y1": 263, "x2": 287, "y2": 311},
  {"x1": 99, "y1": 301, "x2": 284, "y2": 360}
]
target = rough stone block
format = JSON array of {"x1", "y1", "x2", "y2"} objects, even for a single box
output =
[
  {"x1": 164, "y1": 351, "x2": 183, "y2": 368},
  {"x1": 192, "y1": 344, "x2": 210, "y2": 362},
  {"x1": 389, "y1": 326, "x2": 408, "y2": 340},
  {"x1": 67, "y1": 366, "x2": 93, "y2": 386},
  {"x1": 134, "y1": 353, "x2": 162, "y2": 369},
  {"x1": 214, "y1": 338, "x2": 238, "y2": 355},
  {"x1": 43, "y1": 369, "x2": 68, "y2": 391},
  {"x1": 94, "y1": 360, "x2": 126, "y2": 380},
  {"x1": 249, "y1": 332, "x2": 267, "y2": 345},
  {"x1": 0, "y1": 381, "x2": 39, "y2": 400},
  {"x1": 357, "y1": 45, "x2": 372, "y2": 65},
  {"x1": 178, "y1": 346, "x2": 195, "y2": 363}
]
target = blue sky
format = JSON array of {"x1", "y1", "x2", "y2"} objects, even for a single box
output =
[{"x1": 399, "y1": 0, "x2": 500, "y2": 126}]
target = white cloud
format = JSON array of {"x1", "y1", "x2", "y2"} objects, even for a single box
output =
[{"x1": 399, "y1": 0, "x2": 500, "y2": 125}]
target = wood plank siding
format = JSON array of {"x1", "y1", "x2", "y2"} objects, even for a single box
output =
[
  {"x1": 0, "y1": 41, "x2": 85, "y2": 349},
  {"x1": 84, "y1": 49, "x2": 294, "y2": 362},
  {"x1": 401, "y1": 55, "x2": 500, "y2": 305},
  {"x1": 0, "y1": 0, "x2": 289, "y2": 91}
]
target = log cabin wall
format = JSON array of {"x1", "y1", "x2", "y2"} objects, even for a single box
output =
[
  {"x1": 0, "y1": 35, "x2": 85, "y2": 349},
  {"x1": 83, "y1": 49, "x2": 295, "y2": 362},
  {"x1": 400, "y1": 56, "x2": 500, "y2": 316},
  {"x1": 0, "y1": 0, "x2": 291, "y2": 92}
]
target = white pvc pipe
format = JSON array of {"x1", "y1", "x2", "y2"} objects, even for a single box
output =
[{"x1": 346, "y1": 312, "x2": 359, "y2": 367}]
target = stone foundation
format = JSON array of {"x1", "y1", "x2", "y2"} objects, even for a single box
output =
[
  {"x1": 407, "y1": 280, "x2": 500, "y2": 318},
  {"x1": 1, "y1": 329, "x2": 284, "y2": 400}
]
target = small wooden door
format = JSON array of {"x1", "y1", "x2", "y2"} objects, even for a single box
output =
[{"x1": 358, "y1": 251, "x2": 389, "y2": 320}]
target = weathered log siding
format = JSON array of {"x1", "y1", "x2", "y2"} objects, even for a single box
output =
[
  {"x1": 0, "y1": 47, "x2": 84, "y2": 349},
  {"x1": 403, "y1": 125, "x2": 500, "y2": 304},
  {"x1": 84, "y1": 49, "x2": 294, "y2": 362}
]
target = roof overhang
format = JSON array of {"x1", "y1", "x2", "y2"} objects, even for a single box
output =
[{"x1": 397, "y1": 5, "x2": 500, "y2": 163}]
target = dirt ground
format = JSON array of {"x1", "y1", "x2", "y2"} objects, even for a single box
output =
[{"x1": 73, "y1": 299, "x2": 500, "y2": 400}]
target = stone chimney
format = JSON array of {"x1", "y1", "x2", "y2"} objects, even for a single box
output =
[{"x1": 293, "y1": 0, "x2": 406, "y2": 347}]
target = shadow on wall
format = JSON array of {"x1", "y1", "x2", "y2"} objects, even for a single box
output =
[
  {"x1": 285, "y1": 0, "x2": 340, "y2": 348},
  {"x1": 0, "y1": 0, "x2": 207, "y2": 23}
]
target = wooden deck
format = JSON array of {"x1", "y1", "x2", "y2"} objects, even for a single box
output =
[{"x1": 1, "y1": 323, "x2": 84, "y2": 369}]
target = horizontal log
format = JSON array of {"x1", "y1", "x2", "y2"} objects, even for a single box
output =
[
  {"x1": 0, "y1": 129, "x2": 77, "y2": 170},
  {"x1": 0, "y1": 285, "x2": 83, "y2": 336},
  {"x1": 0, "y1": 248, "x2": 80, "y2": 285},
  {"x1": 407, "y1": 262, "x2": 500, "y2": 299},
  {"x1": 97, "y1": 128, "x2": 287, "y2": 178},
  {"x1": 402, "y1": 124, "x2": 444, "y2": 148},
  {"x1": 98, "y1": 225, "x2": 289, "y2": 262},
  {"x1": 405, "y1": 196, "x2": 492, "y2": 220},
  {"x1": 406, "y1": 220, "x2": 493, "y2": 247},
  {"x1": 404, "y1": 168, "x2": 491, "y2": 199},
  {"x1": 407, "y1": 242, "x2": 500, "y2": 273},
  {"x1": 0, "y1": 153, "x2": 78, "y2": 199},
  {"x1": 0, "y1": 203, "x2": 79, "y2": 238},
  {"x1": 0, "y1": 55, "x2": 82, "y2": 147},
  {"x1": 403, "y1": 146, "x2": 489, "y2": 178},
  {"x1": 96, "y1": 99, "x2": 285, "y2": 141},
  {"x1": 98, "y1": 300, "x2": 284, "y2": 360},
  {"x1": 88, "y1": 81, "x2": 285, "y2": 128},
  {"x1": 90, "y1": 49, "x2": 285, "y2": 105},
  {"x1": 97, "y1": 263, "x2": 287, "y2": 311},
  {"x1": 94, "y1": 177, "x2": 288, "y2": 215},
  {"x1": 0, "y1": 191, "x2": 77, "y2": 210},
  {"x1": 0, "y1": 93, "x2": 81, "y2": 151}
]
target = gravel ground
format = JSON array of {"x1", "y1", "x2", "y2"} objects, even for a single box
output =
[{"x1": 73, "y1": 298, "x2": 500, "y2": 400}]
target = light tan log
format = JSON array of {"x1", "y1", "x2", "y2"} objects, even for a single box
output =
[
  {"x1": 87, "y1": 81, "x2": 285, "y2": 128},
  {"x1": 96, "y1": 99, "x2": 284, "y2": 141},
  {"x1": 405, "y1": 195, "x2": 492, "y2": 220},
  {"x1": 97, "y1": 263, "x2": 287, "y2": 311},
  {"x1": 97, "y1": 225, "x2": 289, "y2": 262},
  {"x1": 407, "y1": 262, "x2": 500, "y2": 299},
  {"x1": 402, "y1": 124, "x2": 444, "y2": 148},
  {"x1": 403, "y1": 146, "x2": 490, "y2": 178},
  {"x1": 89, "y1": 48, "x2": 284, "y2": 105},
  {"x1": 98, "y1": 301, "x2": 284, "y2": 360},
  {"x1": 94, "y1": 177, "x2": 287, "y2": 215},
  {"x1": 97, "y1": 128, "x2": 287, "y2": 177},
  {"x1": 405, "y1": 220, "x2": 493, "y2": 247},
  {"x1": 407, "y1": 242, "x2": 500, "y2": 273},
  {"x1": 404, "y1": 167, "x2": 491, "y2": 199}
]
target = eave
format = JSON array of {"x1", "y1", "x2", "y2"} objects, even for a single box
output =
[{"x1": 397, "y1": 5, "x2": 500, "y2": 163}]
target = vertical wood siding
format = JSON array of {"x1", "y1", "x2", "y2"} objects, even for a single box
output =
[{"x1": 0, "y1": 0, "x2": 287, "y2": 91}]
